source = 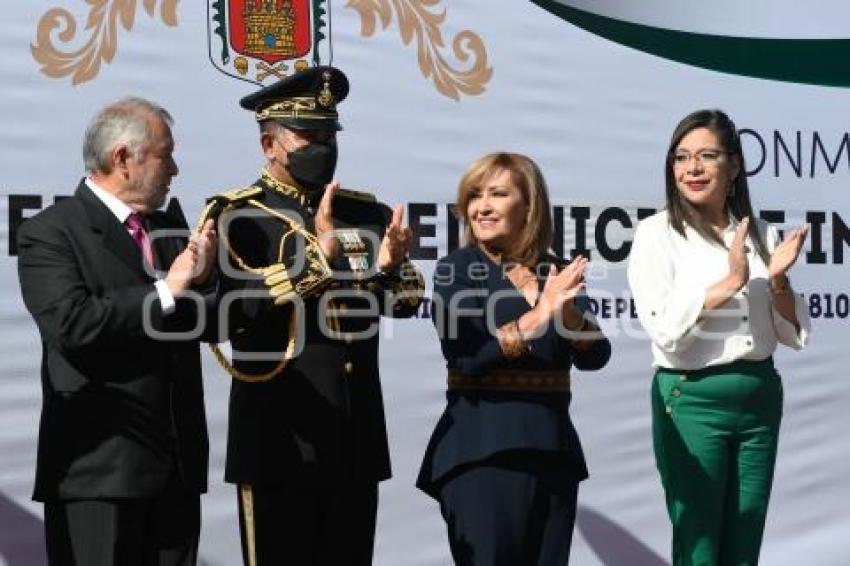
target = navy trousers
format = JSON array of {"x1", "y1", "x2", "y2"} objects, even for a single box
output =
[{"x1": 437, "y1": 451, "x2": 580, "y2": 566}]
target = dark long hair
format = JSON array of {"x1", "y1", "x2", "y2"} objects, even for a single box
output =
[{"x1": 664, "y1": 109, "x2": 769, "y2": 263}]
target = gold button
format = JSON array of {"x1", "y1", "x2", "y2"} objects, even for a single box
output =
[
  {"x1": 344, "y1": 361, "x2": 353, "y2": 374},
  {"x1": 671, "y1": 388, "x2": 681, "y2": 398},
  {"x1": 344, "y1": 333, "x2": 353, "y2": 344}
]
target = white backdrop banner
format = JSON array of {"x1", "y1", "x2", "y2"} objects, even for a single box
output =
[{"x1": 2, "y1": 2, "x2": 849, "y2": 565}]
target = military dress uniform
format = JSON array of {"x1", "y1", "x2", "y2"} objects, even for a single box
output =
[{"x1": 206, "y1": 66, "x2": 424, "y2": 566}]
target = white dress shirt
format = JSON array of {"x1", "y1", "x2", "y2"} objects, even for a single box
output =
[
  {"x1": 627, "y1": 210, "x2": 810, "y2": 370},
  {"x1": 85, "y1": 178, "x2": 176, "y2": 314}
]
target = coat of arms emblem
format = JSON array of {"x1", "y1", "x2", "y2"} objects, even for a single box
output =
[
  {"x1": 208, "y1": 0, "x2": 330, "y2": 84},
  {"x1": 32, "y1": 0, "x2": 489, "y2": 99}
]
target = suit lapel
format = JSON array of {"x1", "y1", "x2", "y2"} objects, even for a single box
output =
[
  {"x1": 75, "y1": 181, "x2": 151, "y2": 279},
  {"x1": 147, "y1": 208, "x2": 187, "y2": 268}
]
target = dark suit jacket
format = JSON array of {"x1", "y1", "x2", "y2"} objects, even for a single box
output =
[
  {"x1": 416, "y1": 245, "x2": 612, "y2": 496},
  {"x1": 216, "y1": 175, "x2": 423, "y2": 487},
  {"x1": 17, "y1": 180, "x2": 210, "y2": 501}
]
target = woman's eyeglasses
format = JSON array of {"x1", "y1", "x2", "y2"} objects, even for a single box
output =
[{"x1": 671, "y1": 149, "x2": 730, "y2": 167}]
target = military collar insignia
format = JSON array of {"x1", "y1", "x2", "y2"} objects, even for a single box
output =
[{"x1": 260, "y1": 168, "x2": 312, "y2": 208}]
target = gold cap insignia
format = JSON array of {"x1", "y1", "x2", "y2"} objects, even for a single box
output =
[{"x1": 317, "y1": 70, "x2": 335, "y2": 109}]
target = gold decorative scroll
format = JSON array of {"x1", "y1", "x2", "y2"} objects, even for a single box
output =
[
  {"x1": 32, "y1": 0, "x2": 180, "y2": 85},
  {"x1": 346, "y1": 0, "x2": 492, "y2": 101}
]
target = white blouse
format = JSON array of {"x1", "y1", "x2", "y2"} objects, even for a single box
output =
[{"x1": 627, "y1": 210, "x2": 810, "y2": 370}]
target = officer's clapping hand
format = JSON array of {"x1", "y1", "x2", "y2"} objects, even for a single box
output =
[
  {"x1": 377, "y1": 204, "x2": 412, "y2": 272},
  {"x1": 316, "y1": 181, "x2": 340, "y2": 260}
]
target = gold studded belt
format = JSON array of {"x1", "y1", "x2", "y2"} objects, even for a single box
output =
[{"x1": 447, "y1": 369, "x2": 571, "y2": 392}]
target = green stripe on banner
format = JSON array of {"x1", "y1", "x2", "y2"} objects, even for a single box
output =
[{"x1": 531, "y1": 0, "x2": 850, "y2": 88}]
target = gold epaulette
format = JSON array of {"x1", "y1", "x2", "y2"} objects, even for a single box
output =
[
  {"x1": 336, "y1": 188, "x2": 377, "y2": 203},
  {"x1": 196, "y1": 186, "x2": 264, "y2": 232},
  {"x1": 208, "y1": 185, "x2": 264, "y2": 205}
]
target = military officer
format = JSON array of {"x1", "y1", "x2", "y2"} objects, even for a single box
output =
[{"x1": 204, "y1": 66, "x2": 424, "y2": 565}]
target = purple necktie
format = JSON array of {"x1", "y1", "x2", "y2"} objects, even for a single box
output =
[{"x1": 125, "y1": 213, "x2": 155, "y2": 268}]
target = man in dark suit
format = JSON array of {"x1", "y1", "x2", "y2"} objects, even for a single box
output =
[
  {"x1": 203, "y1": 66, "x2": 424, "y2": 565},
  {"x1": 17, "y1": 97, "x2": 217, "y2": 566}
]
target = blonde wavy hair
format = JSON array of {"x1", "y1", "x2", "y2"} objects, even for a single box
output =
[{"x1": 455, "y1": 152, "x2": 553, "y2": 266}]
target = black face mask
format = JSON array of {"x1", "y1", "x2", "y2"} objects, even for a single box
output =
[{"x1": 285, "y1": 140, "x2": 338, "y2": 192}]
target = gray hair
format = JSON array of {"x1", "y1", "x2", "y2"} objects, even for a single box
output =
[
  {"x1": 259, "y1": 119, "x2": 286, "y2": 136},
  {"x1": 82, "y1": 97, "x2": 173, "y2": 173}
]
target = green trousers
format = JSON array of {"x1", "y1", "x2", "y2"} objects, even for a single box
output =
[{"x1": 652, "y1": 358, "x2": 783, "y2": 566}]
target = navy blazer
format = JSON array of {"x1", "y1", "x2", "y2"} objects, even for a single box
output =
[{"x1": 417, "y1": 245, "x2": 611, "y2": 495}]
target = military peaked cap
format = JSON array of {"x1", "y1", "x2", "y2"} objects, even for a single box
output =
[{"x1": 239, "y1": 66, "x2": 349, "y2": 131}]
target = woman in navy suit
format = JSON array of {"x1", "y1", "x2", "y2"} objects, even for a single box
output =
[{"x1": 417, "y1": 152, "x2": 611, "y2": 565}]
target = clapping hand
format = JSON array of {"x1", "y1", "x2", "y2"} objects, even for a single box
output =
[
  {"x1": 376, "y1": 204, "x2": 412, "y2": 273},
  {"x1": 165, "y1": 219, "x2": 217, "y2": 294},
  {"x1": 728, "y1": 217, "x2": 750, "y2": 290},
  {"x1": 536, "y1": 256, "x2": 588, "y2": 324},
  {"x1": 768, "y1": 225, "x2": 808, "y2": 279},
  {"x1": 315, "y1": 181, "x2": 339, "y2": 260},
  {"x1": 190, "y1": 219, "x2": 217, "y2": 285}
]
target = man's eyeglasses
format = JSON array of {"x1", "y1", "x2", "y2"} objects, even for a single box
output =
[{"x1": 671, "y1": 149, "x2": 730, "y2": 167}]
